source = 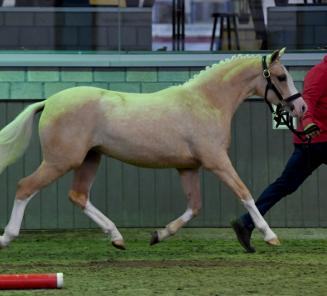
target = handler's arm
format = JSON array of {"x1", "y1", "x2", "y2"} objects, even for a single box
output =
[{"x1": 302, "y1": 70, "x2": 326, "y2": 128}]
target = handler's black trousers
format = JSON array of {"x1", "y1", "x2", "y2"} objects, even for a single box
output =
[{"x1": 240, "y1": 142, "x2": 327, "y2": 231}]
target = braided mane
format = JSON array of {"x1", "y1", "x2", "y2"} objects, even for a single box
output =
[{"x1": 183, "y1": 54, "x2": 263, "y2": 87}]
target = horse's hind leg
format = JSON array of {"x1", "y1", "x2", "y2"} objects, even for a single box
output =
[
  {"x1": 68, "y1": 150, "x2": 125, "y2": 250},
  {"x1": 0, "y1": 161, "x2": 66, "y2": 248},
  {"x1": 150, "y1": 168, "x2": 201, "y2": 245}
]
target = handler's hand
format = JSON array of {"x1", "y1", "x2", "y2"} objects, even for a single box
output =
[{"x1": 304, "y1": 123, "x2": 320, "y2": 138}]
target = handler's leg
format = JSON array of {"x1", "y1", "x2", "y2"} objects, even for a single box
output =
[
  {"x1": 0, "y1": 162, "x2": 65, "y2": 248},
  {"x1": 243, "y1": 145, "x2": 322, "y2": 230},
  {"x1": 69, "y1": 150, "x2": 125, "y2": 250},
  {"x1": 232, "y1": 144, "x2": 323, "y2": 251},
  {"x1": 205, "y1": 152, "x2": 279, "y2": 245},
  {"x1": 150, "y1": 168, "x2": 201, "y2": 245}
]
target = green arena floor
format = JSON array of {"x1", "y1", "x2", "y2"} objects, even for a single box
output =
[{"x1": 0, "y1": 228, "x2": 327, "y2": 296}]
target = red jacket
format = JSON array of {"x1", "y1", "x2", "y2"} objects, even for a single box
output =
[{"x1": 294, "y1": 55, "x2": 327, "y2": 144}]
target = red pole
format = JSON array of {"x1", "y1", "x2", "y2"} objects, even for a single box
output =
[{"x1": 0, "y1": 273, "x2": 63, "y2": 289}]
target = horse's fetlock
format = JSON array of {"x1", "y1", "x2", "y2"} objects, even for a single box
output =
[
  {"x1": 157, "y1": 228, "x2": 170, "y2": 241},
  {"x1": 166, "y1": 224, "x2": 177, "y2": 236},
  {"x1": 5, "y1": 230, "x2": 17, "y2": 239},
  {"x1": 0, "y1": 231, "x2": 16, "y2": 247},
  {"x1": 256, "y1": 222, "x2": 268, "y2": 234},
  {"x1": 110, "y1": 229, "x2": 123, "y2": 242}
]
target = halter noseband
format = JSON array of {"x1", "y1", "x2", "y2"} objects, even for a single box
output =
[{"x1": 262, "y1": 55, "x2": 308, "y2": 142}]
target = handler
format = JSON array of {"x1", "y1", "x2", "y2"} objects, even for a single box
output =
[{"x1": 231, "y1": 55, "x2": 327, "y2": 252}]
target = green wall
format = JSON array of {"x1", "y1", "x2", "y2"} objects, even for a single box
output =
[
  {"x1": 0, "y1": 62, "x2": 326, "y2": 230},
  {"x1": 0, "y1": 66, "x2": 307, "y2": 100}
]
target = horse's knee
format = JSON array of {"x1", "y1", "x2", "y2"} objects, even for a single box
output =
[{"x1": 69, "y1": 190, "x2": 88, "y2": 209}]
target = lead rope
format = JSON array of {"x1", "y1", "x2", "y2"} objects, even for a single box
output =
[{"x1": 271, "y1": 102, "x2": 313, "y2": 170}]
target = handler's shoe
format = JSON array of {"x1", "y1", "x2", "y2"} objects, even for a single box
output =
[{"x1": 231, "y1": 219, "x2": 256, "y2": 253}]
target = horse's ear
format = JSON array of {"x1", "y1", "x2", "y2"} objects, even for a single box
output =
[
  {"x1": 279, "y1": 47, "x2": 286, "y2": 57},
  {"x1": 270, "y1": 47, "x2": 286, "y2": 64}
]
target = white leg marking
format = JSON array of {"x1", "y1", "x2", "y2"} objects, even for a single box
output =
[
  {"x1": 83, "y1": 200, "x2": 123, "y2": 242},
  {"x1": 158, "y1": 208, "x2": 194, "y2": 242},
  {"x1": 157, "y1": 228, "x2": 170, "y2": 241},
  {"x1": 180, "y1": 208, "x2": 193, "y2": 223},
  {"x1": 241, "y1": 197, "x2": 277, "y2": 242},
  {"x1": 0, "y1": 193, "x2": 36, "y2": 248}
]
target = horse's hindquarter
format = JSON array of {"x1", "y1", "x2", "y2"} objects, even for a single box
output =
[
  {"x1": 97, "y1": 88, "x2": 203, "y2": 168},
  {"x1": 39, "y1": 87, "x2": 107, "y2": 165}
]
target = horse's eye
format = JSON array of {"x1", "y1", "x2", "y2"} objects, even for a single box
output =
[{"x1": 277, "y1": 75, "x2": 287, "y2": 82}]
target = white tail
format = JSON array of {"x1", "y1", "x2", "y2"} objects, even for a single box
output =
[{"x1": 0, "y1": 101, "x2": 45, "y2": 174}]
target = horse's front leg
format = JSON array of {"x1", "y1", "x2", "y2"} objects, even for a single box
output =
[
  {"x1": 150, "y1": 168, "x2": 201, "y2": 245},
  {"x1": 205, "y1": 152, "x2": 280, "y2": 246}
]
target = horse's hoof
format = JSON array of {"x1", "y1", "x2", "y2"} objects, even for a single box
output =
[
  {"x1": 266, "y1": 237, "x2": 281, "y2": 246},
  {"x1": 150, "y1": 231, "x2": 159, "y2": 246},
  {"x1": 112, "y1": 240, "x2": 126, "y2": 250},
  {"x1": 0, "y1": 236, "x2": 8, "y2": 249}
]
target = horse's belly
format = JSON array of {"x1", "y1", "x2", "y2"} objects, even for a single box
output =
[
  {"x1": 96, "y1": 99, "x2": 200, "y2": 168},
  {"x1": 98, "y1": 138, "x2": 198, "y2": 169}
]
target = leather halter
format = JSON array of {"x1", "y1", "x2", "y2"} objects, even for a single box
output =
[{"x1": 261, "y1": 55, "x2": 308, "y2": 142}]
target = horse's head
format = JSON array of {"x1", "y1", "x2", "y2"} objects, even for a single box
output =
[{"x1": 257, "y1": 48, "x2": 307, "y2": 118}]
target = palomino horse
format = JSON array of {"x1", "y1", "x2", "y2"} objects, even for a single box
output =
[{"x1": 0, "y1": 49, "x2": 306, "y2": 250}]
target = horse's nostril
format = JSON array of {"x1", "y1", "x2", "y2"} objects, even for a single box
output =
[
  {"x1": 302, "y1": 105, "x2": 306, "y2": 112},
  {"x1": 290, "y1": 104, "x2": 295, "y2": 111}
]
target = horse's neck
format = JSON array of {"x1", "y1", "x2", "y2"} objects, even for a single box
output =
[{"x1": 186, "y1": 57, "x2": 261, "y2": 117}]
